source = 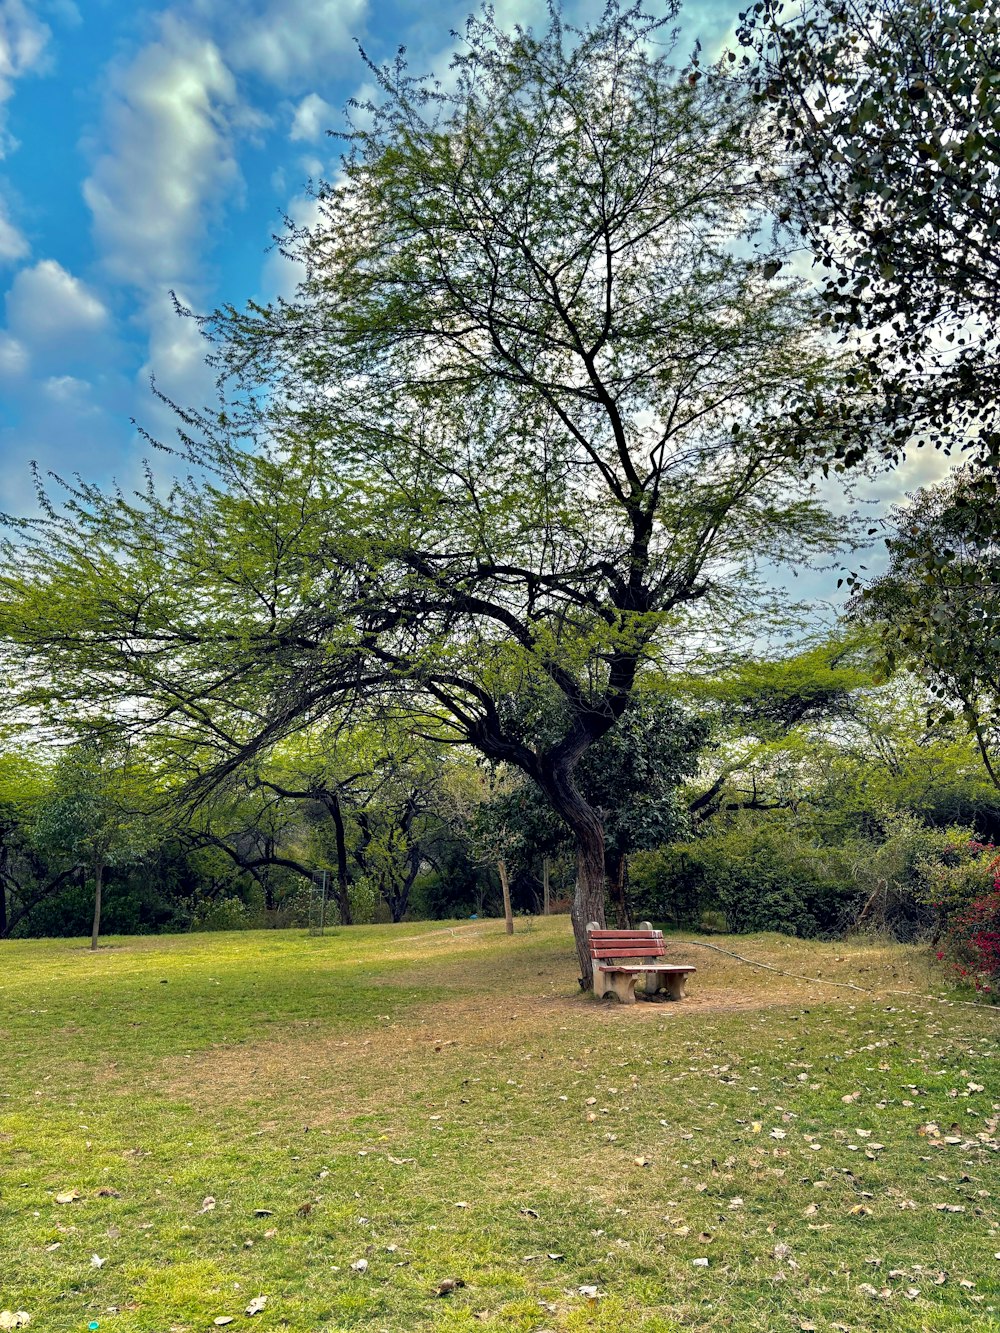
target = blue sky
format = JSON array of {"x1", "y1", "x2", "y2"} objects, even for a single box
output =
[{"x1": 0, "y1": 0, "x2": 947, "y2": 523}]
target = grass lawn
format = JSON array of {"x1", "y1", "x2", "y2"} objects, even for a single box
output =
[{"x1": 1, "y1": 918, "x2": 998, "y2": 1332}]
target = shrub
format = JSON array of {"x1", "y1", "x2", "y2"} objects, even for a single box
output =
[
  {"x1": 917, "y1": 840, "x2": 1000, "y2": 925},
  {"x1": 924, "y1": 843, "x2": 1000, "y2": 998},
  {"x1": 845, "y1": 813, "x2": 972, "y2": 941},
  {"x1": 633, "y1": 816, "x2": 861, "y2": 937},
  {"x1": 191, "y1": 894, "x2": 251, "y2": 931}
]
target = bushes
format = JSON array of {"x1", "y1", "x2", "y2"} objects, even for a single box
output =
[
  {"x1": 632, "y1": 816, "x2": 862, "y2": 937},
  {"x1": 698, "y1": 821, "x2": 860, "y2": 937},
  {"x1": 940, "y1": 888, "x2": 1000, "y2": 998},
  {"x1": 635, "y1": 811, "x2": 978, "y2": 941},
  {"x1": 921, "y1": 841, "x2": 1000, "y2": 998}
]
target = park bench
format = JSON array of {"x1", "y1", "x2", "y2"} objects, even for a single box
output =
[{"x1": 588, "y1": 921, "x2": 696, "y2": 1004}]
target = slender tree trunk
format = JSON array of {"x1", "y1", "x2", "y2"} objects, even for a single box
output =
[
  {"x1": 90, "y1": 858, "x2": 104, "y2": 951},
  {"x1": 328, "y1": 794, "x2": 353, "y2": 926},
  {"x1": 609, "y1": 853, "x2": 632, "y2": 929},
  {"x1": 498, "y1": 858, "x2": 514, "y2": 935},
  {"x1": 541, "y1": 762, "x2": 607, "y2": 989},
  {"x1": 542, "y1": 856, "x2": 550, "y2": 916},
  {"x1": 571, "y1": 825, "x2": 606, "y2": 989}
]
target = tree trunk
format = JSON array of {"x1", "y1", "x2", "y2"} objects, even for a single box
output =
[
  {"x1": 540, "y1": 762, "x2": 607, "y2": 989},
  {"x1": 498, "y1": 858, "x2": 514, "y2": 935},
  {"x1": 542, "y1": 856, "x2": 550, "y2": 916},
  {"x1": 328, "y1": 794, "x2": 353, "y2": 926},
  {"x1": 571, "y1": 824, "x2": 606, "y2": 989},
  {"x1": 609, "y1": 853, "x2": 632, "y2": 929},
  {"x1": 90, "y1": 858, "x2": 104, "y2": 951}
]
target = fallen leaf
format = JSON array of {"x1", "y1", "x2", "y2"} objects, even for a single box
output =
[
  {"x1": 90, "y1": 1255, "x2": 105, "y2": 1268},
  {"x1": 519, "y1": 1208, "x2": 539, "y2": 1219},
  {"x1": 692, "y1": 1257, "x2": 709, "y2": 1267},
  {"x1": 434, "y1": 1278, "x2": 465, "y2": 1297},
  {"x1": 0, "y1": 1315, "x2": 31, "y2": 1330},
  {"x1": 252, "y1": 1209, "x2": 274, "y2": 1217},
  {"x1": 857, "y1": 1283, "x2": 889, "y2": 1300},
  {"x1": 197, "y1": 1197, "x2": 216, "y2": 1214},
  {"x1": 350, "y1": 1259, "x2": 368, "y2": 1273},
  {"x1": 245, "y1": 1296, "x2": 267, "y2": 1316},
  {"x1": 848, "y1": 1205, "x2": 872, "y2": 1216},
  {"x1": 213, "y1": 1319, "x2": 234, "y2": 1327},
  {"x1": 546, "y1": 1253, "x2": 565, "y2": 1261},
  {"x1": 54, "y1": 1190, "x2": 80, "y2": 1205},
  {"x1": 634, "y1": 1156, "x2": 651, "y2": 1167}
]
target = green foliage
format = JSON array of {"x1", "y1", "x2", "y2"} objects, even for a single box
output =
[
  {"x1": 916, "y1": 838, "x2": 1000, "y2": 927},
  {"x1": 32, "y1": 739, "x2": 151, "y2": 872},
  {"x1": 678, "y1": 813, "x2": 863, "y2": 937},
  {"x1": 189, "y1": 894, "x2": 253, "y2": 932},
  {"x1": 856, "y1": 469, "x2": 1000, "y2": 793},
  {"x1": 740, "y1": 0, "x2": 1000, "y2": 465},
  {"x1": 474, "y1": 693, "x2": 706, "y2": 872}
]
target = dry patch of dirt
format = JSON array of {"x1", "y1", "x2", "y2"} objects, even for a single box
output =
[{"x1": 159, "y1": 937, "x2": 912, "y2": 1116}]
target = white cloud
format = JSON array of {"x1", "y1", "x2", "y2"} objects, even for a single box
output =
[
  {"x1": 5, "y1": 258, "x2": 107, "y2": 345},
  {"x1": 210, "y1": 0, "x2": 366, "y2": 86},
  {"x1": 0, "y1": 328, "x2": 26, "y2": 375},
  {"x1": 0, "y1": 195, "x2": 27, "y2": 261},
  {"x1": 0, "y1": 0, "x2": 51, "y2": 157},
  {"x1": 290, "y1": 91, "x2": 334, "y2": 142},
  {"x1": 43, "y1": 372, "x2": 96, "y2": 406},
  {"x1": 83, "y1": 12, "x2": 241, "y2": 291}
]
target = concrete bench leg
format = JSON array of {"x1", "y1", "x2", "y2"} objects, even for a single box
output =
[
  {"x1": 663, "y1": 971, "x2": 689, "y2": 1000},
  {"x1": 645, "y1": 970, "x2": 665, "y2": 997},
  {"x1": 596, "y1": 970, "x2": 637, "y2": 1004}
]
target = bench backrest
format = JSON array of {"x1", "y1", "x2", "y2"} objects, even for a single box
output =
[{"x1": 588, "y1": 926, "x2": 665, "y2": 961}]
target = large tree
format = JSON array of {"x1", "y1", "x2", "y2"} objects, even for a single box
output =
[{"x1": 1, "y1": 3, "x2": 865, "y2": 985}]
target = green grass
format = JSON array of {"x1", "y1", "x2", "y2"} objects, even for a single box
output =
[{"x1": 1, "y1": 919, "x2": 998, "y2": 1332}]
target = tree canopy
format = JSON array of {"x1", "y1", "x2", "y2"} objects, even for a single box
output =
[{"x1": 739, "y1": 0, "x2": 1000, "y2": 466}]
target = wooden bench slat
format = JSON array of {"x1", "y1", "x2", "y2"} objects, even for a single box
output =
[
  {"x1": 591, "y1": 946, "x2": 667, "y2": 959},
  {"x1": 589, "y1": 931, "x2": 663, "y2": 940}
]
